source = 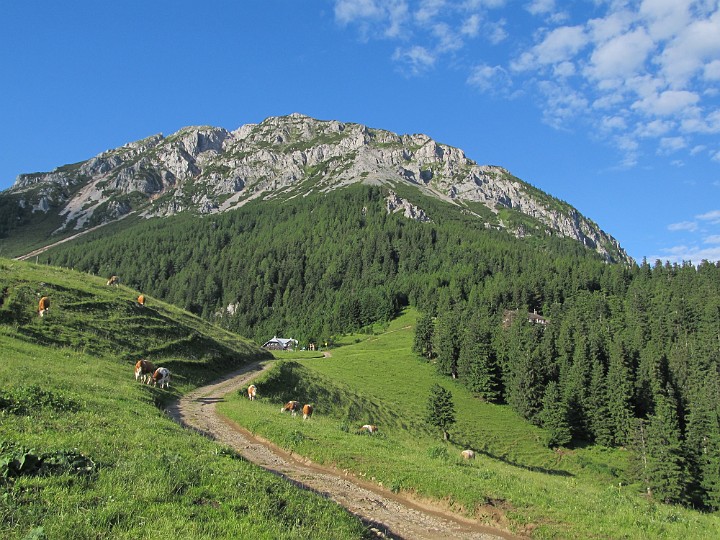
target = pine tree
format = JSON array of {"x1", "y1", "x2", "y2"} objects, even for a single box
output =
[
  {"x1": 458, "y1": 314, "x2": 500, "y2": 401},
  {"x1": 685, "y1": 368, "x2": 720, "y2": 509},
  {"x1": 540, "y1": 381, "x2": 572, "y2": 447},
  {"x1": 587, "y1": 358, "x2": 613, "y2": 446},
  {"x1": 426, "y1": 384, "x2": 456, "y2": 441},
  {"x1": 606, "y1": 338, "x2": 635, "y2": 446},
  {"x1": 646, "y1": 386, "x2": 688, "y2": 504},
  {"x1": 434, "y1": 309, "x2": 460, "y2": 378},
  {"x1": 413, "y1": 311, "x2": 435, "y2": 359}
]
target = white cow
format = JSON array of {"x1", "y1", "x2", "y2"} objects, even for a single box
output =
[{"x1": 149, "y1": 367, "x2": 171, "y2": 389}]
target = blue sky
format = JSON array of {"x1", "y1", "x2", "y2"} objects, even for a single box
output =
[{"x1": 2, "y1": 1, "x2": 719, "y2": 264}]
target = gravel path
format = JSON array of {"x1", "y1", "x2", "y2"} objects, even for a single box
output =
[{"x1": 167, "y1": 360, "x2": 522, "y2": 540}]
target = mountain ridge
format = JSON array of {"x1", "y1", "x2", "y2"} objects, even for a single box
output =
[{"x1": 2, "y1": 113, "x2": 630, "y2": 264}]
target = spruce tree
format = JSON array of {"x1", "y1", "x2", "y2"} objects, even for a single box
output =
[
  {"x1": 540, "y1": 381, "x2": 572, "y2": 447},
  {"x1": 413, "y1": 311, "x2": 435, "y2": 359},
  {"x1": 426, "y1": 384, "x2": 456, "y2": 441},
  {"x1": 606, "y1": 338, "x2": 635, "y2": 446},
  {"x1": 458, "y1": 315, "x2": 500, "y2": 402},
  {"x1": 646, "y1": 386, "x2": 688, "y2": 504}
]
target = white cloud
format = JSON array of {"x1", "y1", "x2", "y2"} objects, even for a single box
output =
[
  {"x1": 586, "y1": 28, "x2": 655, "y2": 81},
  {"x1": 704, "y1": 59, "x2": 720, "y2": 80},
  {"x1": 632, "y1": 90, "x2": 700, "y2": 116},
  {"x1": 432, "y1": 22, "x2": 464, "y2": 52},
  {"x1": 553, "y1": 61, "x2": 576, "y2": 77},
  {"x1": 658, "y1": 136, "x2": 687, "y2": 154},
  {"x1": 639, "y1": 0, "x2": 691, "y2": 41},
  {"x1": 485, "y1": 18, "x2": 508, "y2": 44},
  {"x1": 651, "y1": 244, "x2": 720, "y2": 264},
  {"x1": 668, "y1": 220, "x2": 698, "y2": 232},
  {"x1": 681, "y1": 110, "x2": 720, "y2": 134},
  {"x1": 704, "y1": 235, "x2": 720, "y2": 244},
  {"x1": 461, "y1": 14, "x2": 481, "y2": 36},
  {"x1": 393, "y1": 45, "x2": 436, "y2": 74},
  {"x1": 697, "y1": 209, "x2": 720, "y2": 223},
  {"x1": 636, "y1": 119, "x2": 673, "y2": 137},
  {"x1": 533, "y1": 25, "x2": 588, "y2": 65},
  {"x1": 415, "y1": 0, "x2": 446, "y2": 23},
  {"x1": 334, "y1": 0, "x2": 720, "y2": 173},
  {"x1": 527, "y1": 0, "x2": 555, "y2": 16},
  {"x1": 335, "y1": 0, "x2": 384, "y2": 25},
  {"x1": 659, "y1": 9, "x2": 720, "y2": 87},
  {"x1": 601, "y1": 115, "x2": 627, "y2": 131},
  {"x1": 467, "y1": 64, "x2": 512, "y2": 93}
]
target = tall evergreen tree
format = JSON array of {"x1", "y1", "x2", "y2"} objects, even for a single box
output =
[
  {"x1": 606, "y1": 337, "x2": 635, "y2": 446},
  {"x1": 426, "y1": 384, "x2": 456, "y2": 441},
  {"x1": 458, "y1": 314, "x2": 500, "y2": 401},
  {"x1": 685, "y1": 368, "x2": 720, "y2": 509},
  {"x1": 434, "y1": 309, "x2": 460, "y2": 378},
  {"x1": 646, "y1": 386, "x2": 688, "y2": 504},
  {"x1": 413, "y1": 311, "x2": 435, "y2": 359},
  {"x1": 587, "y1": 358, "x2": 613, "y2": 446},
  {"x1": 540, "y1": 380, "x2": 572, "y2": 447}
]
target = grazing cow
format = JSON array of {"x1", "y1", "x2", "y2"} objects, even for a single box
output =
[
  {"x1": 359, "y1": 424, "x2": 378, "y2": 434},
  {"x1": 134, "y1": 359, "x2": 157, "y2": 383},
  {"x1": 461, "y1": 449, "x2": 476, "y2": 460},
  {"x1": 247, "y1": 384, "x2": 257, "y2": 401},
  {"x1": 38, "y1": 296, "x2": 50, "y2": 317},
  {"x1": 302, "y1": 404, "x2": 313, "y2": 420},
  {"x1": 137, "y1": 294, "x2": 145, "y2": 306},
  {"x1": 106, "y1": 275, "x2": 120, "y2": 286},
  {"x1": 280, "y1": 400, "x2": 300, "y2": 416},
  {"x1": 149, "y1": 367, "x2": 171, "y2": 389}
]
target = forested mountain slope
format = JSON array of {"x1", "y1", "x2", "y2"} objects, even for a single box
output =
[{"x1": 36, "y1": 182, "x2": 720, "y2": 512}]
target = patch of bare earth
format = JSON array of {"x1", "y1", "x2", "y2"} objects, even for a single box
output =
[{"x1": 167, "y1": 361, "x2": 526, "y2": 540}]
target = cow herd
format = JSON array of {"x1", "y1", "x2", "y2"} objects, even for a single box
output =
[{"x1": 134, "y1": 359, "x2": 171, "y2": 389}]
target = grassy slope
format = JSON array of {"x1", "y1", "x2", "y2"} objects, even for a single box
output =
[
  {"x1": 0, "y1": 259, "x2": 368, "y2": 539},
  {"x1": 219, "y1": 310, "x2": 720, "y2": 540}
]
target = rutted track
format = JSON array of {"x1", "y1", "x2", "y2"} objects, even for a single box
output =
[{"x1": 167, "y1": 361, "x2": 521, "y2": 540}]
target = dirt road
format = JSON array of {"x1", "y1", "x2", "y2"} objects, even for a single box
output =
[{"x1": 167, "y1": 361, "x2": 522, "y2": 540}]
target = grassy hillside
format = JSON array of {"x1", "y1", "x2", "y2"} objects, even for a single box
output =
[
  {"x1": 0, "y1": 259, "x2": 368, "y2": 539},
  {"x1": 219, "y1": 310, "x2": 720, "y2": 539}
]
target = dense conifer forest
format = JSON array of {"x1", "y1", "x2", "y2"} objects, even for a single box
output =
[{"x1": 41, "y1": 184, "x2": 720, "y2": 510}]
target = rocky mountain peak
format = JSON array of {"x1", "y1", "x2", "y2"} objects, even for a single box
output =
[{"x1": 2, "y1": 114, "x2": 631, "y2": 264}]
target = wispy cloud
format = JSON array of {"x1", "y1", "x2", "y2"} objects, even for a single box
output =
[
  {"x1": 650, "y1": 244, "x2": 720, "y2": 264},
  {"x1": 669, "y1": 220, "x2": 698, "y2": 232},
  {"x1": 698, "y1": 209, "x2": 720, "y2": 224}
]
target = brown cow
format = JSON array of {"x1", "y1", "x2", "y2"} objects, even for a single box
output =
[
  {"x1": 38, "y1": 296, "x2": 50, "y2": 317},
  {"x1": 359, "y1": 424, "x2": 378, "y2": 434},
  {"x1": 137, "y1": 294, "x2": 145, "y2": 306},
  {"x1": 280, "y1": 400, "x2": 300, "y2": 416},
  {"x1": 106, "y1": 275, "x2": 120, "y2": 286},
  {"x1": 134, "y1": 359, "x2": 157, "y2": 383},
  {"x1": 302, "y1": 404, "x2": 313, "y2": 420},
  {"x1": 247, "y1": 384, "x2": 257, "y2": 401}
]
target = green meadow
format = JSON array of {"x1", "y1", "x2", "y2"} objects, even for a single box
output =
[
  {"x1": 219, "y1": 310, "x2": 720, "y2": 540},
  {"x1": 0, "y1": 259, "x2": 368, "y2": 539}
]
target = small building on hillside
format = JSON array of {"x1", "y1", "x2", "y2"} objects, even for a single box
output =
[
  {"x1": 502, "y1": 309, "x2": 549, "y2": 328},
  {"x1": 262, "y1": 336, "x2": 299, "y2": 351}
]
